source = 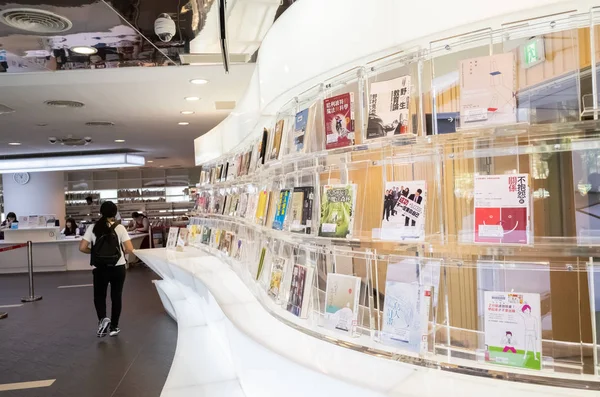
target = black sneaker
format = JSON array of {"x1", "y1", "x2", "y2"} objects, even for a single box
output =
[
  {"x1": 97, "y1": 318, "x2": 111, "y2": 337},
  {"x1": 109, "y1": 327, "x2": 120, "y2": 337}
]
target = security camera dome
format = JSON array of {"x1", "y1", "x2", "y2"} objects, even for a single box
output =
[{"x1": 154, "y1": 13, "x2": 176, "y2": 42}]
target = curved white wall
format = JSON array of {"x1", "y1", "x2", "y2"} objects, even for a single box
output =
[
  {"x1": 3, "y1": 172, "x2": 66, "y2": 224},
  {"x1": 196, "y1": 0, "x2": 596, "y2": 164}
]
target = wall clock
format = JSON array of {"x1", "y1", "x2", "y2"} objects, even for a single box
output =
[{"x1": 13, "y1": 172, "x2": 30, "y2": 185}]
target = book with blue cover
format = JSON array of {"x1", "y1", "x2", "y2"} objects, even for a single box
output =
[
  {"x1": 272, "y1": 189, "x2": 291, "y2": 230},
  {"x1": 293, "y1": 108, "x2": 309, "y2": 153}
]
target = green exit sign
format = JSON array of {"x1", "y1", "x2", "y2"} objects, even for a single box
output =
[{"x1": 523, "y1": 38, "x2": 545, "y2": 68}]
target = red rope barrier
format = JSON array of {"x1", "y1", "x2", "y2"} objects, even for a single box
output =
[{"x1": 0, "y1": 243, "x2": 27, "y2": 253}]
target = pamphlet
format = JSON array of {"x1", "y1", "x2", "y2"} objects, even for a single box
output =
[
  {"x1": 484, "y1": 291, "x2": 542, "y2": 370},
  {"x1": 324, "y1": 93, "x2": 355, "y2": 150},
  {"x1": 474, "y1": 174, "x2": 530, "y2": 245},
  {"x1": 368, "y1": 75, "x2": 411, "y2": 138},
  {"x1": 381, "y1": 181, "x2": 426, "y2": 242},
  {"x1": 324, "y1": 273, "x2": 361, "y2": 335},
  {"x1": 319, "y1": 184, "x2": 357, "y2": 238}
]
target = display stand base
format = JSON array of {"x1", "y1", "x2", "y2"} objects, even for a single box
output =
[{"x1": 21, "y1": 296, "x2": 42, "y2": 303}]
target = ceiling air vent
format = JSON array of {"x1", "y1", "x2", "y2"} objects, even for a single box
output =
[
  {"x1": 45, "y1": 100, "x2": 85, "y2": 108},
  {"x1": 215, "y1": 101, "x2": 236, "y2": 110},
  {"x1": 0, "y1": 8, "x2": 72, "y2": 33},
  {"x1": 0, "y1": 104, "x2": 15, "y2": 115},
  {"x1": 52, "y1": 136, "x2": 92, "y2": 146},
  {"x1": 86, "y1": 121, "x2": 115, "y2": 127}
]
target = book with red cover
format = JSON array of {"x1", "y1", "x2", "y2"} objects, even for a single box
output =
[{"x1": 324, "y1": 92, "x2": 355, "y2": 150}]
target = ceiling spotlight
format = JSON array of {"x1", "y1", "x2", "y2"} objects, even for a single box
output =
[
  {"x1": 190, "y1": 79, "x2": 209, "y2": 85},
  {"x1": 180, "y1": 111, "x2": 194, "y2": 115},
  {"x1": 114, "y1": 139, "x2": 126, "y2": 143},
  {"x1": 178, "y1": 122, "x2": 190, "y2": 126},
  {"x1": 147, "y1": 160, "x2": 154, "y2": 163},
  {"x1": 71, "y1": 46, "x2": 98, "y2": 55},
  {"x1": 8, "y1": 142, "x2": 21, "y2": 146},
  {"x1": 185, "y1": 96, "x2": 200, "y2": 101},
  {"x1": 159, "y1": 165, "x2": 164, "y2": 168}
]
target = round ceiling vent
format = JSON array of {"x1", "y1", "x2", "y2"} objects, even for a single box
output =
[
  {"x1": 86, "y1": 121, "x2": 115, "y2": 127},
  {"x1": 0, "y1": 8, "x2": 72, "y2": 34},
  {"x1": 45, "y1": 100, "x2": 85, "y2": 108}
]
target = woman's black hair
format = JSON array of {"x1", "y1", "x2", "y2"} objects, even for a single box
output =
[
  {"x1": 93, "y1": 201, "x2": 118, "y2": 238},
  {"x1": 64, "y1": 218, "x2": 78, "y2": 236},
  {"x1": 6, "y1": 212, "x2": 16, "y2": 220}
]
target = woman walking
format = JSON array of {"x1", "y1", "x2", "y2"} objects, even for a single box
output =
[{"x1": 79, "y1": 201, "x2": 134, "y2": 337}]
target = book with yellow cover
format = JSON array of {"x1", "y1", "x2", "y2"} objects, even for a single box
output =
[{"x1": 255, "y1": 190, "x2": 270, "y2": 225}]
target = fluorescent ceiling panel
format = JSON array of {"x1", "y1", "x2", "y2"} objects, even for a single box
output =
[{"x1": 0, "y1": 154, "x2": 145, "y2": 173}]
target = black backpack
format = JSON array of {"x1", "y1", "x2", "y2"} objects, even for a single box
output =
[{"x1": 91, "y1": 223, "x2": 122, "y2": 268}]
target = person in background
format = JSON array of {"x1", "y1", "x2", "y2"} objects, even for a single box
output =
[
  {"x1": 62, "y1": 218, "x2": 79, "y2": 236},
  {"x1": 85, "y1": 196, "x2": 94, "y2": 205},
  {"x1": 0, "y1": 212, "x2": 17, "y2": 240},
  {"x1": 127, "y1": 212, "x2": 149, "y2": 233},
  {"x1": 79, "y1": 201, "x2": 134, "y2": 337}
]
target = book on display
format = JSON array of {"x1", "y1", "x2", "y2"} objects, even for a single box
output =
[
  {"x1": 177, "y1": 228, "x2": 189, "y2": 249},
  {"x1": 293, "y1": 108, "x2": 310, "y2": 153},
  {"x1": 381, "y1": 180, "x2": 427, "y2": 242},
  {"x1": 324, "y1": 273, "x2": 361, "y2": 335},
  {"x1": 367, "y1": 75, "x2": 412, "y2": 138},
  {"x1": 272, "y1": 189, "x2": 291, "y2": 230},
  {"x1": 268, "y1": 256, "x2": 288, "y2": 302},
  {"x1": 286, "y1": 263, "x2": 315, "y2": 318},
  {"x1": 201, "y1": 226, "x2": 211, "y2": 244},
  {"x1": 270, "y1": 120, "x2": 285, "y2": 161},
  {"x1": 290, "y1": 186, "x2": 314, "y2": 234},
  {"x1": 265, "y1": 191, "x2": 278, "y2": 229},
  {"x1": 166, "y1": 227, "x2": 179, "y2": 250},
  {"x1": 255, "y1": 190, "x2": 270, "y2": 225},
  {"x1": 259, "y1": 128, "x2": 269, "y2": 165},
  {"x1": 256, "y1": 247, "x2": 267, "y2": 281},
  {"x1": 324, "y1": 92, "x2": 355, "y2": 150},
  {"x1": 318, "y1": 184, "x2": 357, "y2": 238},
  {"x1": 236, "y1": 193, "x2": 248, "y2": 218}
]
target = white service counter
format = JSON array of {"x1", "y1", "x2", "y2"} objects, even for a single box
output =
[{"x1": 0, "y1": 233, "x2": 148, "y2": 274}]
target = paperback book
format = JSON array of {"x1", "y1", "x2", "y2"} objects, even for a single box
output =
[
  {"x1": 265, "y1": 191, "x2": 278, "y2": 229},
  {"x1": 166, "y1": 227, "x2": 179, "y2": 250},
  {"x1": 201, "y1": 226, "x2": 211, "y2": 244},
  {"x1": 255, "y1": 190, "x2": 270, "y2": 225},
  {"x1": 324, "y1": 273, "x2": 361, "y2": 335},
  {"x1": 256, "y1": 247, "x2": 267, "y2": 281},
  {"x1": 286, "y1": 263, "x2": 315, "y2": 318},
  {"x1": 381, "y1": 181, "x2": 427, "y2": 242},
  {"x1": 270, "y1": 120, "x2": 285, "y2": 161},
  {"x1": 272, "y1": 189, "x2": 291, "y2": 230},
  {"x1": 290, "y1": 186, "x2": 314, "y2": 234},
  {"x1": 324, "y1": 92, "x2": 355, "y2": 150},
  {"x1": 318, "y1": 184, "x2": 357, "y2": 238},
  {"x1": 259, "y1": 128, "x2": 269, "y2": 165},
  {"x1": 293, "y1": 108, "x2": 309, "y2": 153},
  {"x1": 177, "y1": 228, "x2": 189, "y2": 250},
  {"x1": 367, "y1": 75, "x2": 411, "y2": 138},
  {"x1": 236, "y1": 193, "x2": 248, "y2": 218},
  {"x1": 268, "y1": 256, "x2": 288, "y2": 302}
]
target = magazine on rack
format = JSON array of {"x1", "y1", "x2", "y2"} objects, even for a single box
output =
[
  {"x1": 368, "y1": 75, "x2": 412, "y2": 138},
  {"x1": 324, "y1": 273, "x2": 361, "y2": 335},
  {"x1": 324, "y1": 93, "x2": 355, "y2": 150},
  {"x1": 381, "y1": 181, "x2": 426, "y2": 242},
  {"x1": 272, "y1": 189, "x2": 291, "y2": 230},
  {"x1": 290, "y1": 186, "x2": 314, "y2": 234},
  {"x1": 318, "y1": 184, "x2": 357, "y2": 238},
  {"x1": 286, "y1": 263, "x2": 314, "y2": 318}
]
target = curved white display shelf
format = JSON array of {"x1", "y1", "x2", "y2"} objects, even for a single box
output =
[{"x1": 135, "y1": 247, "x2": 595, "y2": 397}]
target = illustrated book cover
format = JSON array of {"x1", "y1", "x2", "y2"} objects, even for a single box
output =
[
  {"x1": 286, "y1": 263, "x2": 315, "y2": 318},
  {"x1": 290, "y1": 186, "x2": 314, "y2": 234},
  {"x1": 270, "y1": 119, "x2": 285, "y2": 161},
  {"x1": 324, "y1": 92, "x2": 355, "y2": 150},
  {"x1": 381, "y1": 180, "x2": 426, "y2": 242},
  {"x1": 318, "y1": 184, "x2": 357, "y2": 238},
  {"x1": 293, "y1": 108, "x2": 310, "y2": 153},
  {"x1": 268, "y1": 256, "x2": 288, "y2": 302},
  {"x1": 324, "y1": 273, "x2": 361, "y2": 335},
  {"x1": 272, "y1": 189, "x2": 291, "y2": 230}
]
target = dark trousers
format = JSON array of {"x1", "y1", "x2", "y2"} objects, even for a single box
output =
[{"x1": 93, "y1": 266, "x2": 126, "y2": 327}]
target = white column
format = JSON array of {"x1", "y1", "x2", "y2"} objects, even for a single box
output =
[{"x1": 2, "y1": 172, "x2": 66, "y2": 226}]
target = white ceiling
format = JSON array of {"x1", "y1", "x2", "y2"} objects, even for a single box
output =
[{"x1": 0, "y1": 63, "x2": 256, "y2": 168}]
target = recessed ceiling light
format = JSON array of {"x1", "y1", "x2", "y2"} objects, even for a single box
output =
[
  {"x1": 185, "y1": 96, "x2": 200, "y2": 101},
  {"x1": 114, "y1": 139, "x2": 125, "y2": 143},
  {"x1": 8, "y1": 142, "x2": 21, "y2": 146},
  {"x1": 178, "y1": 122, "x2": 190, "y2": 126},
  {"x1": 159, "y1": 165, "x2": 164, "y2": 168},
  {"x1": 180, "y1": 111, "x2": 194, "y2": 115},
  {"x1": 190, "y1": 79, "x2": 209, "y2": 85},
  {"x1": 71, "y1": 46, "x2": 97, "y2": 55},
  {"x1": 147, "y1": 160, "x2": 154, "y2": 163}
]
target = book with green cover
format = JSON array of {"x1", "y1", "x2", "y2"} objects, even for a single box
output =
[{"x1": 318, "y1": 184, "x2": 357, "y2": 238}]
